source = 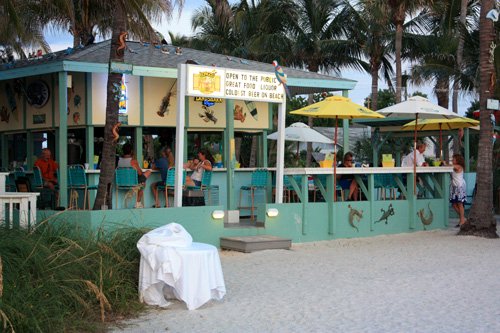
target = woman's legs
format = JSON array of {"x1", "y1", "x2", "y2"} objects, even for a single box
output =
[
  {"x1": 349, "y1": 180, "x2": 359, "y2": 200},
  {"x1": 151, "y1": 182, "x2": 159, "y2": 207},
  {"x1": 457, "y1": 203, "x2": 466, "y2": 225}
]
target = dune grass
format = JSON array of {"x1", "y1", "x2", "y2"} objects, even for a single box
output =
[{"x1": 0, "y1": 223, "x2": 148, "y2": 332}]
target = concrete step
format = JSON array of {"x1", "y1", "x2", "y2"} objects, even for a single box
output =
[{"x1": 220, "y1": 235, "x2": 291, "y2": 253}]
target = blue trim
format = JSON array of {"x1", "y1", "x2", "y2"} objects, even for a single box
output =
[
  {"x1": 132, "y1": 66, "x2": 177, "y2": 78},
  {"x1": 85, "y1": 73, "x2": 92, "y2": 124},
  {"x1": 287, "y1": 77, "x2": 357, "y2": 90},
  {"x1": 51, "y1": 74, "x2": 55, "y2": 127},
  {"x1": 63, "y1": 61, "x2": 108, "y2": 73},
  {"x1": 22, "y1": 78, "x2": 27, "y2": 130},
  {"x1": 139, "y1": 76, "x2": 144, "y2": 126}
]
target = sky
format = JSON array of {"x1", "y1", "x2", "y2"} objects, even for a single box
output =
[{"x1": 43, "y1": 0, "x2": 475, "y2": 115}]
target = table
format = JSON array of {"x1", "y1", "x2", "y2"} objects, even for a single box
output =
[
  {"x1": 139, "y1": 242, "x2": 226, "y2": 310},
  {"x1": 0, "y1": 192, "x2": 40, "y2": 228}
]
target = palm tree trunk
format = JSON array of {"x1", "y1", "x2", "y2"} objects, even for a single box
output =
[
  {"x1": 435, "y1": 78, "x2": 449, "y2": 109},
  {"x1": 370, "y1": 60, "x2": 381, "y2": 110},
  {"x1": 459, "y1": 0, "x2": 498, "y2": 237},
  {"x1": 93, "y1": 3, "x2": 126, "y2": 210},
  {"x1": 394, "y1": 10, "x2": 404, "y2": 103},
  {"x1": 452, "y1": 0, "x2": 468, "y2": 153}
]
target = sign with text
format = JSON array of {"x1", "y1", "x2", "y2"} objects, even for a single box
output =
[{"x1": 186, "y1": 65, "x2": 285, "y2": 103}]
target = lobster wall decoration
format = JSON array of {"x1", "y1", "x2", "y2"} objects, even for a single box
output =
[{"x1": 157, "y1": 80, "x2": 177, "y2": 117}]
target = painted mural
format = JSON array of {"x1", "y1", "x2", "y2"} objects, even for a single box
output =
[
  {"x1": 417, "y1": 203, "x2": 434, "y2": 230},
  {"x1": 374, "y1": 204, "x2": 395, "y2": 224},
  {"x1": 348, "y1": 204, "x2": 364, "y2": 232}
]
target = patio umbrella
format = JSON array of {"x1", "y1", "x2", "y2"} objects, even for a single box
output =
[
  {"x1": 401, "y1": 117, "x2": 480, "y2": 161},
  {"x1": 377, "y1": 96, "x2": 461, "y2": 194},
  {"x1": 267, "y1": 122, "x2": 333, "y2": 159},
  {"x1": 290, "y1": 96, "x2": 385, "y2": 201}
]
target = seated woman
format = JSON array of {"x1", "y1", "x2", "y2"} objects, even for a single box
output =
[
  {"x1": 185, "y1": 149, "x2": 213, "y2": 187},
  {"x1": 118, "y1": 143, "x2": 151, "y2": 208},
  {"x1": 337, "y1": 152, "x2": 359, "y2": 201}
]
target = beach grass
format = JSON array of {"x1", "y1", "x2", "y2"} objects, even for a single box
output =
[{"x1": 0, "y1": 223, "x2": 147, "y2": 332}]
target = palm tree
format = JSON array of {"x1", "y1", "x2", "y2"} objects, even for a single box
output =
[
  {"x1": 341, "y1": 0, "x2": 394, "y2": 111},
  {"x1": 0, "y1": 0, "x2": 55, "y2": 58},
  {"x1": 458, "y1": 0, "x2": 497, "y2": 237},
  {"x1": 190, "y1": 0, "x2": 237, "y2": 55},
  {"x1": 92, "y1": 0, "x2": 182, "y2": 209},
  {"x1": 385, "y1": 0, "x2": 434, "y2": 103},
  {"x1": 285, "y1": 0, "x2": 352, "y2": 165}
]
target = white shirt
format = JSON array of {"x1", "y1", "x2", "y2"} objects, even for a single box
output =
[{"x1": 401, "y1": 150, "x2": 425, "y2": 167}]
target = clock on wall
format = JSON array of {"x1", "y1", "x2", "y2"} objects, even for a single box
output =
[{"x1": 27, "y1": 80, "x2": 50, "y2": 108}]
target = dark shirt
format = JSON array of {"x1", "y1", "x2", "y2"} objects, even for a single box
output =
[
  {"x1": 155, "y1": 157, "x2": 169, "y2": 182},
  {"x1": 338, "y1": 163, "x2": 354, "y2": 181}
]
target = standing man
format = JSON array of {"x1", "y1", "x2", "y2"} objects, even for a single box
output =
[
  {"x1": 34, "y1": 148, "x2": 58, "y2": 190},
  {"x1": 402, "y1": 142, "x2": 428, "y2": 167}
]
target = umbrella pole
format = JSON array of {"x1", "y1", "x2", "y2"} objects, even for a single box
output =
[
  {"x1": 439, "y1": 124, "x2": 443, "y2": 162},
  {"x1": 413, "y1": 114, "x2": 418, "y2": 195},
  {"x1": 296, "y1": 142, "x2": 300, "y2": 166},
  {"x1": 334, "y1": 116, "x2": 338, "y2": 202}
]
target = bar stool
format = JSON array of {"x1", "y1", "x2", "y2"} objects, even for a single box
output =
[
  {"x1": 239, "y1": 169, "x2": 268, "y2": 221},
  {"x1": 115, "y1": 167, "x2": 141, "y2": 209},
  {"x1": 68, "y1": 165, "x2": 97, "y2": 210}
]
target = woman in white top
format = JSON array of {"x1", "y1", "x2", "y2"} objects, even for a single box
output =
[
  {"x1": 185, "y1": 149, "x2": 213, "y2": 187},
  {"x1": 449, "y1": 154, "x2": 467, "y2": 226}
]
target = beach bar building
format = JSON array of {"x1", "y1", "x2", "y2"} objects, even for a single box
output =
[{"x1": 0, "y1": 41, "x2": 453, "y2": 247}]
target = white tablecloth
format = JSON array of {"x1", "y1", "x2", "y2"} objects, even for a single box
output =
[{"x1": 138, "y1": 224, "x2": 226, "y2": 310}]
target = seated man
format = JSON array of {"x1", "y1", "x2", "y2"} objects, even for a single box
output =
[
  {"x1": 151, "y1": 147, "x2": 171, "y2": 208},
  {"x1": 34, "y1": 148, "x2": 58, "y2": 190},
  {"x1": 402, "y1": 142, "x2": 428, "y2": 167},
  {"x1": 337, "y1": 152, "x2": 359, "y2": 201}
]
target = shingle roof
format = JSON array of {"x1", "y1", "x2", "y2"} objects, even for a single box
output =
[{"x1": 1, "y1": 40, "x2": 356, "y2": 95}]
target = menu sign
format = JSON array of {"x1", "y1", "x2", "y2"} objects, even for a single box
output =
[{"x1": 187, "y1": 65, "x2": 285, "y2": 103}]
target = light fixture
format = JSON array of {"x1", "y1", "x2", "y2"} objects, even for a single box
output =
[
  {"x1": 486, "y1": 9, "x2": 499, "y2": 22},
  {"x1": 212, "y1": 210, "x2": 225, "y2": 219},
  {"x1": 266, "y1": 208, "x2": 279, "y2": 217},
  {"x1": 67, "y1": 74, "x2": 73, "y2": 88}
]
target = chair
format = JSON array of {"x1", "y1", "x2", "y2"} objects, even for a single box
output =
[
  {"x1": 115, "y1": 167, "x2": 141, "y2": 209},
  {"x1": 374, "y1": 174, "x2": 397, "y2": 200},
  {"x1": 157, "y1": 168, "x2": 186, "y2": 207},
  {"x1": 5, "y1": 173, "x2": 16, "y2": 192},
  {"x1": 273, "y1": 175, "x2": 293, "y2": 203},
  {"x1": 32, "y1": 166, "x2": 44, "y2": 191},
  {"x1": 239, "y1": 169, "x2": 268, "y2": 221},
  {"x1": 315, "y1": 174, "x2": 344, "y2": 202},
  {"x1": 463, "y1": 172, "x2": 477, "y2": 213},
  {"x1": 13, "y1": 167, "x2": 25, "y2": 180},
  {"x1": 68, "y1": 165, "x2": 97, "y2": 210},
  {"x1": 187, "y1": 171, "x2": 214, "y2": 205}
]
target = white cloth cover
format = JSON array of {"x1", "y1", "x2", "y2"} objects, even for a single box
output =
[{"x1": 137, "y1": 223, "x2": 226, "y2": 310}]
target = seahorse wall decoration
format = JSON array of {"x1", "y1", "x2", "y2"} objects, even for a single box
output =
[
  {"x1": 348, "y1": 204, "x2": 364, "y2": 232},
  {"x1": 112, "y1": 122, "x2": 121, "y2": 142},
  {"x1": 116, "y1": 31, "x2": 128, "y2": 56},
  {"x1": 374, "y1": 204, "x2": 395, "y2": 224},
  {"x1": 417, "y1": 202, "x2": 434, "y2": 230}
]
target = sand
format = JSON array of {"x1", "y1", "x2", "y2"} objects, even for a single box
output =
[{"x1": 112, "y1": 219, "x2": 500, "y2": 333}]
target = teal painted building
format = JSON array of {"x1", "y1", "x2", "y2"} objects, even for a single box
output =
[{"x1": 1, "y1": 40, "x2": 452, "y2": 246}]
